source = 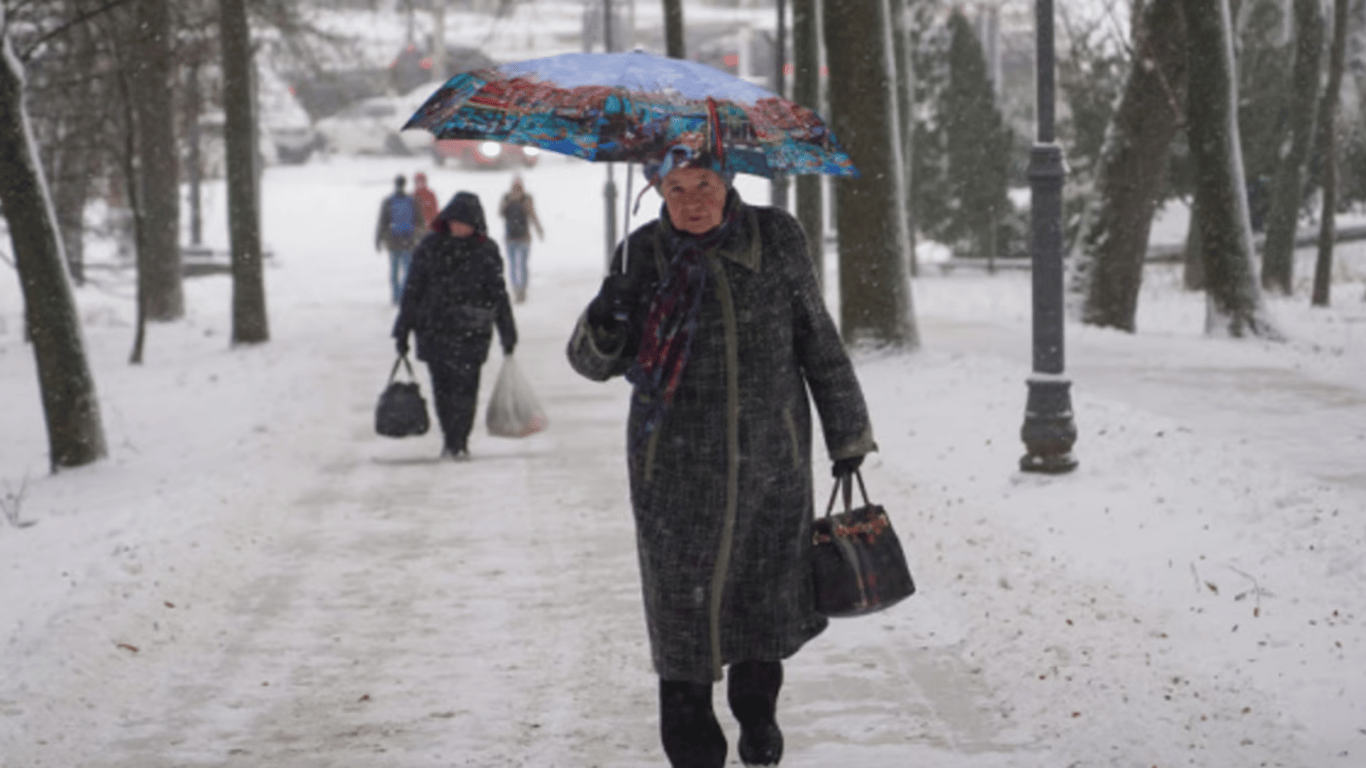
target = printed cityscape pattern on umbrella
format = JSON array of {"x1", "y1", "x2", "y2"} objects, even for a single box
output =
[{"x1": 404, "y1": 50, "x2": 859, "y2": 179}]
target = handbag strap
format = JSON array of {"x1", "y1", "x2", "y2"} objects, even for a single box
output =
[
  {"x1": 389, "y1": 354, "x2": 417, "y2": 383},
  {"x1": 823, "y1": 468, "x2": 872, "y2": 517}
]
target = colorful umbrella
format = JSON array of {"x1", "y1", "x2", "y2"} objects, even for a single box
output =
[{"x1": 402, "y1": 50, "x2": 859, "y2": 179}]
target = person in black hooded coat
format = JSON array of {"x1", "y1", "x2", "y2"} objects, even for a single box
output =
[{"x1": 393, "y1": 191, "x2": 517, "y2": 459}]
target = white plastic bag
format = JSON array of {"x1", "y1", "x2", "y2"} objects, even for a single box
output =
[{"x1": 486, "y1": 355, "x2": 549, "y2": 438}]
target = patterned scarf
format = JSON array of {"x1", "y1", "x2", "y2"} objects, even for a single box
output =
[{"x1": 626, "y1": 193, "x2": 744, "y2": 448}]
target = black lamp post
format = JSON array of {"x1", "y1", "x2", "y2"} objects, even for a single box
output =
[{"x1": 1020, "y1": 0, "x2": 1078, "y2": 474}]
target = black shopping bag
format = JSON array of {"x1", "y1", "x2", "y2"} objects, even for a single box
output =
[
  {"x1": 375, "y1": 355, "x2": 430, "y2": 438},
  {"x1": 810, "y1": 470, "x2": 915, "y2": 618}
]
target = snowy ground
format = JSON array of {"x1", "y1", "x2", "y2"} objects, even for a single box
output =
[{"x1": 2, "y1": 155, "x2": 1365, "y2": 767}]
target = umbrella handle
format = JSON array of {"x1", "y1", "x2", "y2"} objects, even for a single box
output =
[
  {"x1": 622, "y1": 162, "x2": 633, "y2": 275},
  {"x1": 610, "y1": 162, "x2": 635, "y2": 326}
]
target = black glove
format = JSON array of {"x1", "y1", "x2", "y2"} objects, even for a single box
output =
[
  {"x1": 832, "y1": 455, "x2": 864, "y2": 478},
  {"x1": 586, "y1": 273, "x2": 638, "y2": 329},
  {"x1": 502, "y1": 341, "x2": 515, "y2": 356},
  {"x1": 395, "y1": 335, "x2": 409, "y2": 357}
]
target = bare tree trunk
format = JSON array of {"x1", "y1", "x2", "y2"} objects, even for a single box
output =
[
  {"x1": 22, "y1": 2, "x2": 96, "y2": 289},
  {"x1": 221, "y1": 0, "x2": 270, "y2": 345},
  {"x1": 118, "y1": 63, "x2": 149, "y2": 365},
  {"x1": 1182, "y1": 0, "x2": 1280, "y2": 338},
  {"x1": 1077, "y1": 0, "x2": 1187, "y2": 332},
  {"x1": 662, "y1": 0, "x2": 685, "y2": 58},
  {"x1": 48, "y1": 126, "x2": 96, "y2": 287},
  {"x1": 46, "y1": 10, "x2": 101, "y2": 287},
  {"x1": 133, "y1": 0, "x2": 183, "y2": 321},
  {"x1": 0, "y1": 25, "x2": 107, "y2": 471},
  {"x1": 1261, "y1": 0, "x2": 1323, "y2": 295},
  {"x1": 793, "y1": 0, "x2": 823, "y2": 289},
  {"x1": 770, "y1": 0, "x2": 790, "y2": 209},
  {"x1": 890, "y1": 0, "x2": 916, "y2": 276},
  {"x1": 824, "y1": 0, "x2": 917, "y2": 347},
  {"x1": 1312, "y1": 0, "x2": 1349, "y2": 307},
  {"x1": 1183, "y1": 194, "x2": 1206, "y2": 289}
]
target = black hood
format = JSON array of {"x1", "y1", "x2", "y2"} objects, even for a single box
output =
[{"x1": 437, "y1": 191, "x2": 488, "y2": 236}]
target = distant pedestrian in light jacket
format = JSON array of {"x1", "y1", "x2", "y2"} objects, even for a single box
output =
[
  {"x1": 413, "y1": 171, "x2": 440, "y2": 228},
  {"x1": 497, "y1": 175, "x2": 544, "y2": 303},
  {"x1": 566, "y1": 145, "x2": 876, "y2": 768},
  {"x1": 393, "y1": 191, "x2": 517, "y2": 460},
  {"x1": 375, "y1": 174, "x2": 421, "y2": 305}
]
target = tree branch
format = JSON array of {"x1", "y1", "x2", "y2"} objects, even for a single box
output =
[{"x1": 17, "y1": 0, "x2": 137, "y2": 63}]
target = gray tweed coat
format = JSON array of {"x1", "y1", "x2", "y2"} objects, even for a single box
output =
[{"x1": 566, "y1": 193, "x2": 876, "y2": 683}]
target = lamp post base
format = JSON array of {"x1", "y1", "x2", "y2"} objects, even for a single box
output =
[{"x1": 1020, "y1": 376, "x2": 1078, "y2": 473}]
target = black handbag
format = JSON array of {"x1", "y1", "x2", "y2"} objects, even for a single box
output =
[
  {"x1": 375, "y1": 355, "x2": 430, "y2": 438},
  {"x1": 811, "y1": 470, "x2": 915, "y2": 618}
]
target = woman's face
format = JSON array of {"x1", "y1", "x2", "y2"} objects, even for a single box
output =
[
  {"x1": 448, "y1": 220, "x2": 475, "y2": 238},
  {"x1": 661, "y1": 168, "x2": 727, "y2": 235}
]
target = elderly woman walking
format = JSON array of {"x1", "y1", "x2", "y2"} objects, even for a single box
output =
[
  {"x1": 566, "y1": 145, "x2": 876, "y2": 768},
  {"x1": 394, "y1": 191, "x2": 516, "y2": 460}
]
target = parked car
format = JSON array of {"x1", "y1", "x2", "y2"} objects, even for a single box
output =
[
  {"x1": 259, "y1": 66, "x2": 318, "y2": 164},
  {"x1": 270, "y1": 124, "x2": 320, "y2": 164},
  {"x1": 314, "y1": 94, "x2": 432, "y2": 156},
  {"x1": 190, "y1": 111, "x2": 279, "y2": 178},
  {"x1": 433, "y1": 139, "x2": 540, "y2": 169}
]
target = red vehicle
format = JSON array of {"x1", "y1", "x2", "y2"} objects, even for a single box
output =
[{"x1": 433, "y1": 139, "x2": 540, "y2": 169}]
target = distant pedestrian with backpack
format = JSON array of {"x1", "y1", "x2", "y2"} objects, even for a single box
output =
[
  {"x1": 376, "y1": 174, "x2": 421, "y2": 305},
  {"x1": 498, "y1": 175, "x2": 544, "y2": 303}
]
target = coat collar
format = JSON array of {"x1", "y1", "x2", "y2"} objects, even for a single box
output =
[{"x1": 654, "y1": 190, "x2": 763, "y2": 272}]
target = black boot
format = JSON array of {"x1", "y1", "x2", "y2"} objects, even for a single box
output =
[
  {"x1": 728, "y1": 660, "x2": 784, "y2": 766},
  {"x1": 659, "y1": 679, "x2": 727, "y2": 768}
]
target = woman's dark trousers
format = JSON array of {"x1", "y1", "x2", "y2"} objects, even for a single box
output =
[
  {"x1": 426, "y1": 353, "x2": 482, "y2": 453},
  {"x1": 729, "y1": 660, "x2": 784, "y2": 765},
  {"x1": 659, "y1": 660, "x2": 783, "y2": 768}
]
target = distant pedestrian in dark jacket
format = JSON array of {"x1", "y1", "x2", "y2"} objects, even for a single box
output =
[
  {"x1": 566, "y1": 144, "x2": 876, "y2": 768},
  {"x1": 497, "y1": 175, "x2": 544, "y2": 304},
  {"x1": 376, "y1": 175, "x2": 421, "y2": 305},
  {"x1": 394, "y1": 191, "x2": 517, "y2": 460}
]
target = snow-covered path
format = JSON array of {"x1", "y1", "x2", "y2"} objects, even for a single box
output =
[{"x1": 4, "y1": 156, "x2": 1365, "y2": 767}]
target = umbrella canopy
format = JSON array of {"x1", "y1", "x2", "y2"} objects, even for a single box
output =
[{"x1": 403, "y1": 50, "x2": 858, "y2": 179}]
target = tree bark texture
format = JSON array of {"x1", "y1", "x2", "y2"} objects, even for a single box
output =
[
  {"x1": 221, "y1": 0, "x2": 270, "y2": 345},
  {"x1": 770, "y1": 0, "x2": 789, "y2": 209},
  {"x1": 1183, "y1": 193, "x2": 1206, "y2": 289},
  {"x1": 662, "y1": 0, "x2": 685, "y2": 58},
  {"x1": 1182, "y1": 0, "x2": 1280, "y2": 337},
  {"x1": 0, "y1": 30, "x2": 107, "y2": 471},
  {"x1": 133, "y1": 0, "x2": 183, "y2": 321},
  {"x1": 118, "y1": 60, "x2": 148, "y2": 365},
  {"x1": 1261, "y1": 0, "x2": 1323, "y2": 295},
  {"x1": 34, "y1": 10, "x2": 102, "y2": 288},
  {"x1": 792, "y1": 0, "x2": 823, "y2": 289},
  {"x1": 1077, "y1": 0, "x2": 1187, "y2": 332},
  {"x1": 823, "y1": 0, "x2": 917, "y2": 348},
  {"x1": 49, "y1": 135, "x2": 94, "y2": 286},
  {"x1": 890, "y1": 0, "x2": 916, "y2": 276},
  {"x1": 1312, "y1": 0, "x2": 1349, "y2": 307}
]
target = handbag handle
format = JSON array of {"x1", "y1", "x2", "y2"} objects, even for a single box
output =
[
  {"x1": 823, "y1": 468, "x2": 871, "y2": 517},
  {"x1": 389, "y1": 354, "x2": 417, "y2": 383}
]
